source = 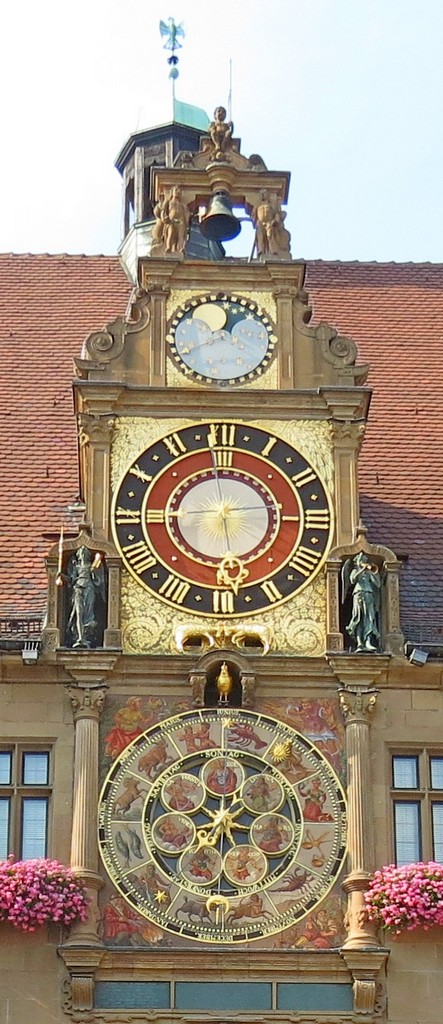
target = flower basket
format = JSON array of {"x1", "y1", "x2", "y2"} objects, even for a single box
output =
[
  {"x1": 365, "y1": 861, "x2": 443, "y2": 934},
  {"x1": 0, "y1": 857, "x2": 88, "y2": 932}
]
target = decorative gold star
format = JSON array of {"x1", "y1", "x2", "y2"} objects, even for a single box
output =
[{"x1": 154, "y1": 890, "x2": 168, "y2": 904}]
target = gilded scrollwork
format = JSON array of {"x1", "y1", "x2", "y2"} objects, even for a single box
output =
[
  {"x1": 120, "y1": 571, "x2": 327, "y2": 656},
  {"x1": 166, "y1": 289, "x2": 277, "y2": 325},
  {"x1": 112, "y1": 416, "x2": 332, "y2": 655},
  {"x1": 111, "y1": 416, "x2": 334, "y2": 493}
]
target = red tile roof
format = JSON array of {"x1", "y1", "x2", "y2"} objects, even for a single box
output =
[
  {"x1": 0, "y1": 254, "x2": 132, "y2": 618},
  {"x1": 0, "y1": 254, "x2": 442, "y2": 643},
  {"x1": 306, "y1": 261, "x2": 443, "y2": 643}
]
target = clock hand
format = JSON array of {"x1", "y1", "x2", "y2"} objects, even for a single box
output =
[
  {"x1": 207, "y1": 434, "x2": 233, "y2": 553},
  {"x1": 167, "y1": 502, "x2": 282, "y2": 517}
]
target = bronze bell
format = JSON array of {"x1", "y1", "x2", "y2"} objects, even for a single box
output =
[{"x1": 200, "y1": 191, "x2": 241, "y2": 241}]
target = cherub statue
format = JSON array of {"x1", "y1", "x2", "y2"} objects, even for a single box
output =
[
  {"x1": 342, "y1": 552, "x2": 381, "y2": 653},
  {"x1": 252, "y1": 189, "x2": 291, "y2": 258},
  {"x1": 208, "y1": 106, "x2": 234, "y2": 160}
]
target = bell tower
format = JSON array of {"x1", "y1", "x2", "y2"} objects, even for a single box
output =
[{"x1": 55, "y1": 101, "x2": 399, "y2": 1022}]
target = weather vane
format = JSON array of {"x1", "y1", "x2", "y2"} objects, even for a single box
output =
[{"x1": 159, "y1": 17, "x2": 185, "y2": 100}]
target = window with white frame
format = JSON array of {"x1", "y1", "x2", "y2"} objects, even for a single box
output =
[
  {"x1": 391, "y1": 751, "x2": 443, "y2": 865},
  {"x1": 0, "y1": 746, "x2": 52, "y2": 860}
]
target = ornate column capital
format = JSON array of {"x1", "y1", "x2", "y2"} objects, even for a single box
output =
[
  {"x1": 77, "y1": 413, "x2": 115, "y2": 446},
  {"x1": 339, "y1": 686, "x2": 378, "y2": 725},
  {"x1": 67, "y1": 684, "x2": 108, "y2": 722},
  {"x1": 329, "y1": 419, "x2": 366, "y2": 452}
]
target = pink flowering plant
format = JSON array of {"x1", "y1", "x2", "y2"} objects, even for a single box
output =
[
  {"x1": 365, "y1": 861, "x2": 443, "y2": 933},
  {"x1": 0, "y1": 857, "x2": 88, "y2": 932}
]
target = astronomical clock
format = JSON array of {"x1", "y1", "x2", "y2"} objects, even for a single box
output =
[
  {"x1": 166, "y1": 293, "x2": 277, "y2": 385},
  {"x1": 99, "y1": 707, "x2": 346, "y2": 944},
  {"x1": 58, "y1": 100, "x2": 383, "y2": 1022}
]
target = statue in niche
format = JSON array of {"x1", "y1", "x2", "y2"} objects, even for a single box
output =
[
  {"x1": 65, "y1": 546, "x2": 106, "y2": 648},
  {"x1": 216, "y1": 662, "x2": 234, "y2": 703},
  {"x1": 208, "y1": 105, "x2": 234, "y2": 160},
  {"x1": 162, "y1": 186, "x2": 189, "y2": 253},
  {"x1": 252, "y1": 189, "x2": 291, "y2": 258},
  {"x1": 342, "y1": 552, "x2": 381, "y2": 653}
]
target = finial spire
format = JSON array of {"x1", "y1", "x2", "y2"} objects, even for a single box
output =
[{"x1": 159, "y1": 17, "x2": 185, "y2": 106}]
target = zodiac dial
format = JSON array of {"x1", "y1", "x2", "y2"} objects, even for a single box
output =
[
  {"x1": 99, "y1": 708, "x2": 347, "y2": 945},
  {"x1": 166, "y1": 294, "x2": 277, "y2": 384},
  {"x1": 112, "y1": 421, "x2": 333, "y2": 617}
]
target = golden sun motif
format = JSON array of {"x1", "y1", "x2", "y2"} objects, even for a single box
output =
[
  {"x1": 196, "y1": 494, "x2": 248, "y2": 543},
  {"x1": 270, "y1": 740, "x2": 293, "y2": 764}
]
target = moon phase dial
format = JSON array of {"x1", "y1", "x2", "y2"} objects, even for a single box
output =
[
  {"x1": 98, "y1": 708, "x2": 347, "y2": 944},
  {"x1": 112, "y1": 421, "x2": 333, "y2": 617},
  {"x1": 167, "y1": 293, "x2": 277, "y2": 385}
]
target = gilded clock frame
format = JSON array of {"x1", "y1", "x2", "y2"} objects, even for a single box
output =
[
  {"x1": 166, "y1": 292, "x2": 277, "y2": 386},
  {"x1": 98, "y1": 707, "x2": 347, "y2": 946},
  {"x1": 111, "y1": 420, "x2": 334, "y2": 619}
]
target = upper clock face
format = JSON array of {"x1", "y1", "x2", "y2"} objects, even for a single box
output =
[
  {"x1": 166, "y1": 294, "x2": 276, "y2": 384},
  {"x1": 98, "y1": 707, "x2": 347, "y2": 945},
  {"x1": 111, "y1": 421, "x2": 333, "y2": 617}
]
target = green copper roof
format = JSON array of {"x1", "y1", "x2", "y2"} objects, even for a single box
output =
[{"x1": 173, "y1": 98, "x2": 209, "y2": 131}]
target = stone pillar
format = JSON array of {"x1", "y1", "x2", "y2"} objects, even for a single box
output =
[
  {"x1": 240, "y1": 671, "x2": 255, "y2": 708},
  {"x1": 330, "y1": 423, "x2": 365, "y2": 548},
  {"x1": 326, "y1": 556, "x2": 344, "y2": 652},
  {"x1": 339, "y1": 685, "x2": 381, "y2": 950},
  {"x1": 190, "y1": 670, "x2": 206, "y2": 707},
  {"x1": 77, "y1": 415, "x2": 115, "y2": 540},
  {"x1": 41, "y1": 556, "x2": 60, "y2": 654},
  {"x1": 64, "y1": 683, "x2": 108, "y2": 947},
  {"x1": 103, "y1": 555, "x2": 122, "y2": 649},
  {"x1": 275, "y1": 287, "x2": 297, "y2": 387},
  {"x1": 383, "y1": 557, "x2": 405, "y2": 655}
]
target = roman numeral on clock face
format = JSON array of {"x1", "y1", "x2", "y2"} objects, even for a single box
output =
[
  {"x1": 289, "y1": 546, "x2": 321, "y2": 577},
  {"x1": 115, "y1": 507, "x2": 141, "y2": 525},
  {"x1": 122, "y1": 540, "x2": 157, "y2": 574},
  {"x1": 213, "y1": 450, "x2": 234, "y2": 468},
  {"x1": 146, "y1": 509, "x2": 166, "y2": 523},
  {"x1": 213, "y1": 590, "x2": 235, "y2": 614},
  {"x1": 292, "y1": 467, "x2": 317, "y2": 488},
  {"x1": 163, "y1": 433, "x2": 187, "y2": 458},
  {"x1": 261, "y1": 580, "x2": 283, "y2": 603},
  {"x1": 208, "y1": 423, "x2": 236, "y2": 448},
  {"x1": 304, "y1": 508, "x2": 330, "y2": 530},
  {"x1": 158, "y1": 575, "x2": 190, "y2": 605}
]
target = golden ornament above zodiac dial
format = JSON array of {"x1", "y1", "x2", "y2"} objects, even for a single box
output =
[
  {"x1": 98, "y1": 708, "x2": 346, "y2": 944},
  {"x1": 112, "y1": 421, "x2": 334, "y2": 617}
]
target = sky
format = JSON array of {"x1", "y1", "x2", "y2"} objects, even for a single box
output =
[{"x1": 1, "y1": 0, "x2": 442, "y2": 262}]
